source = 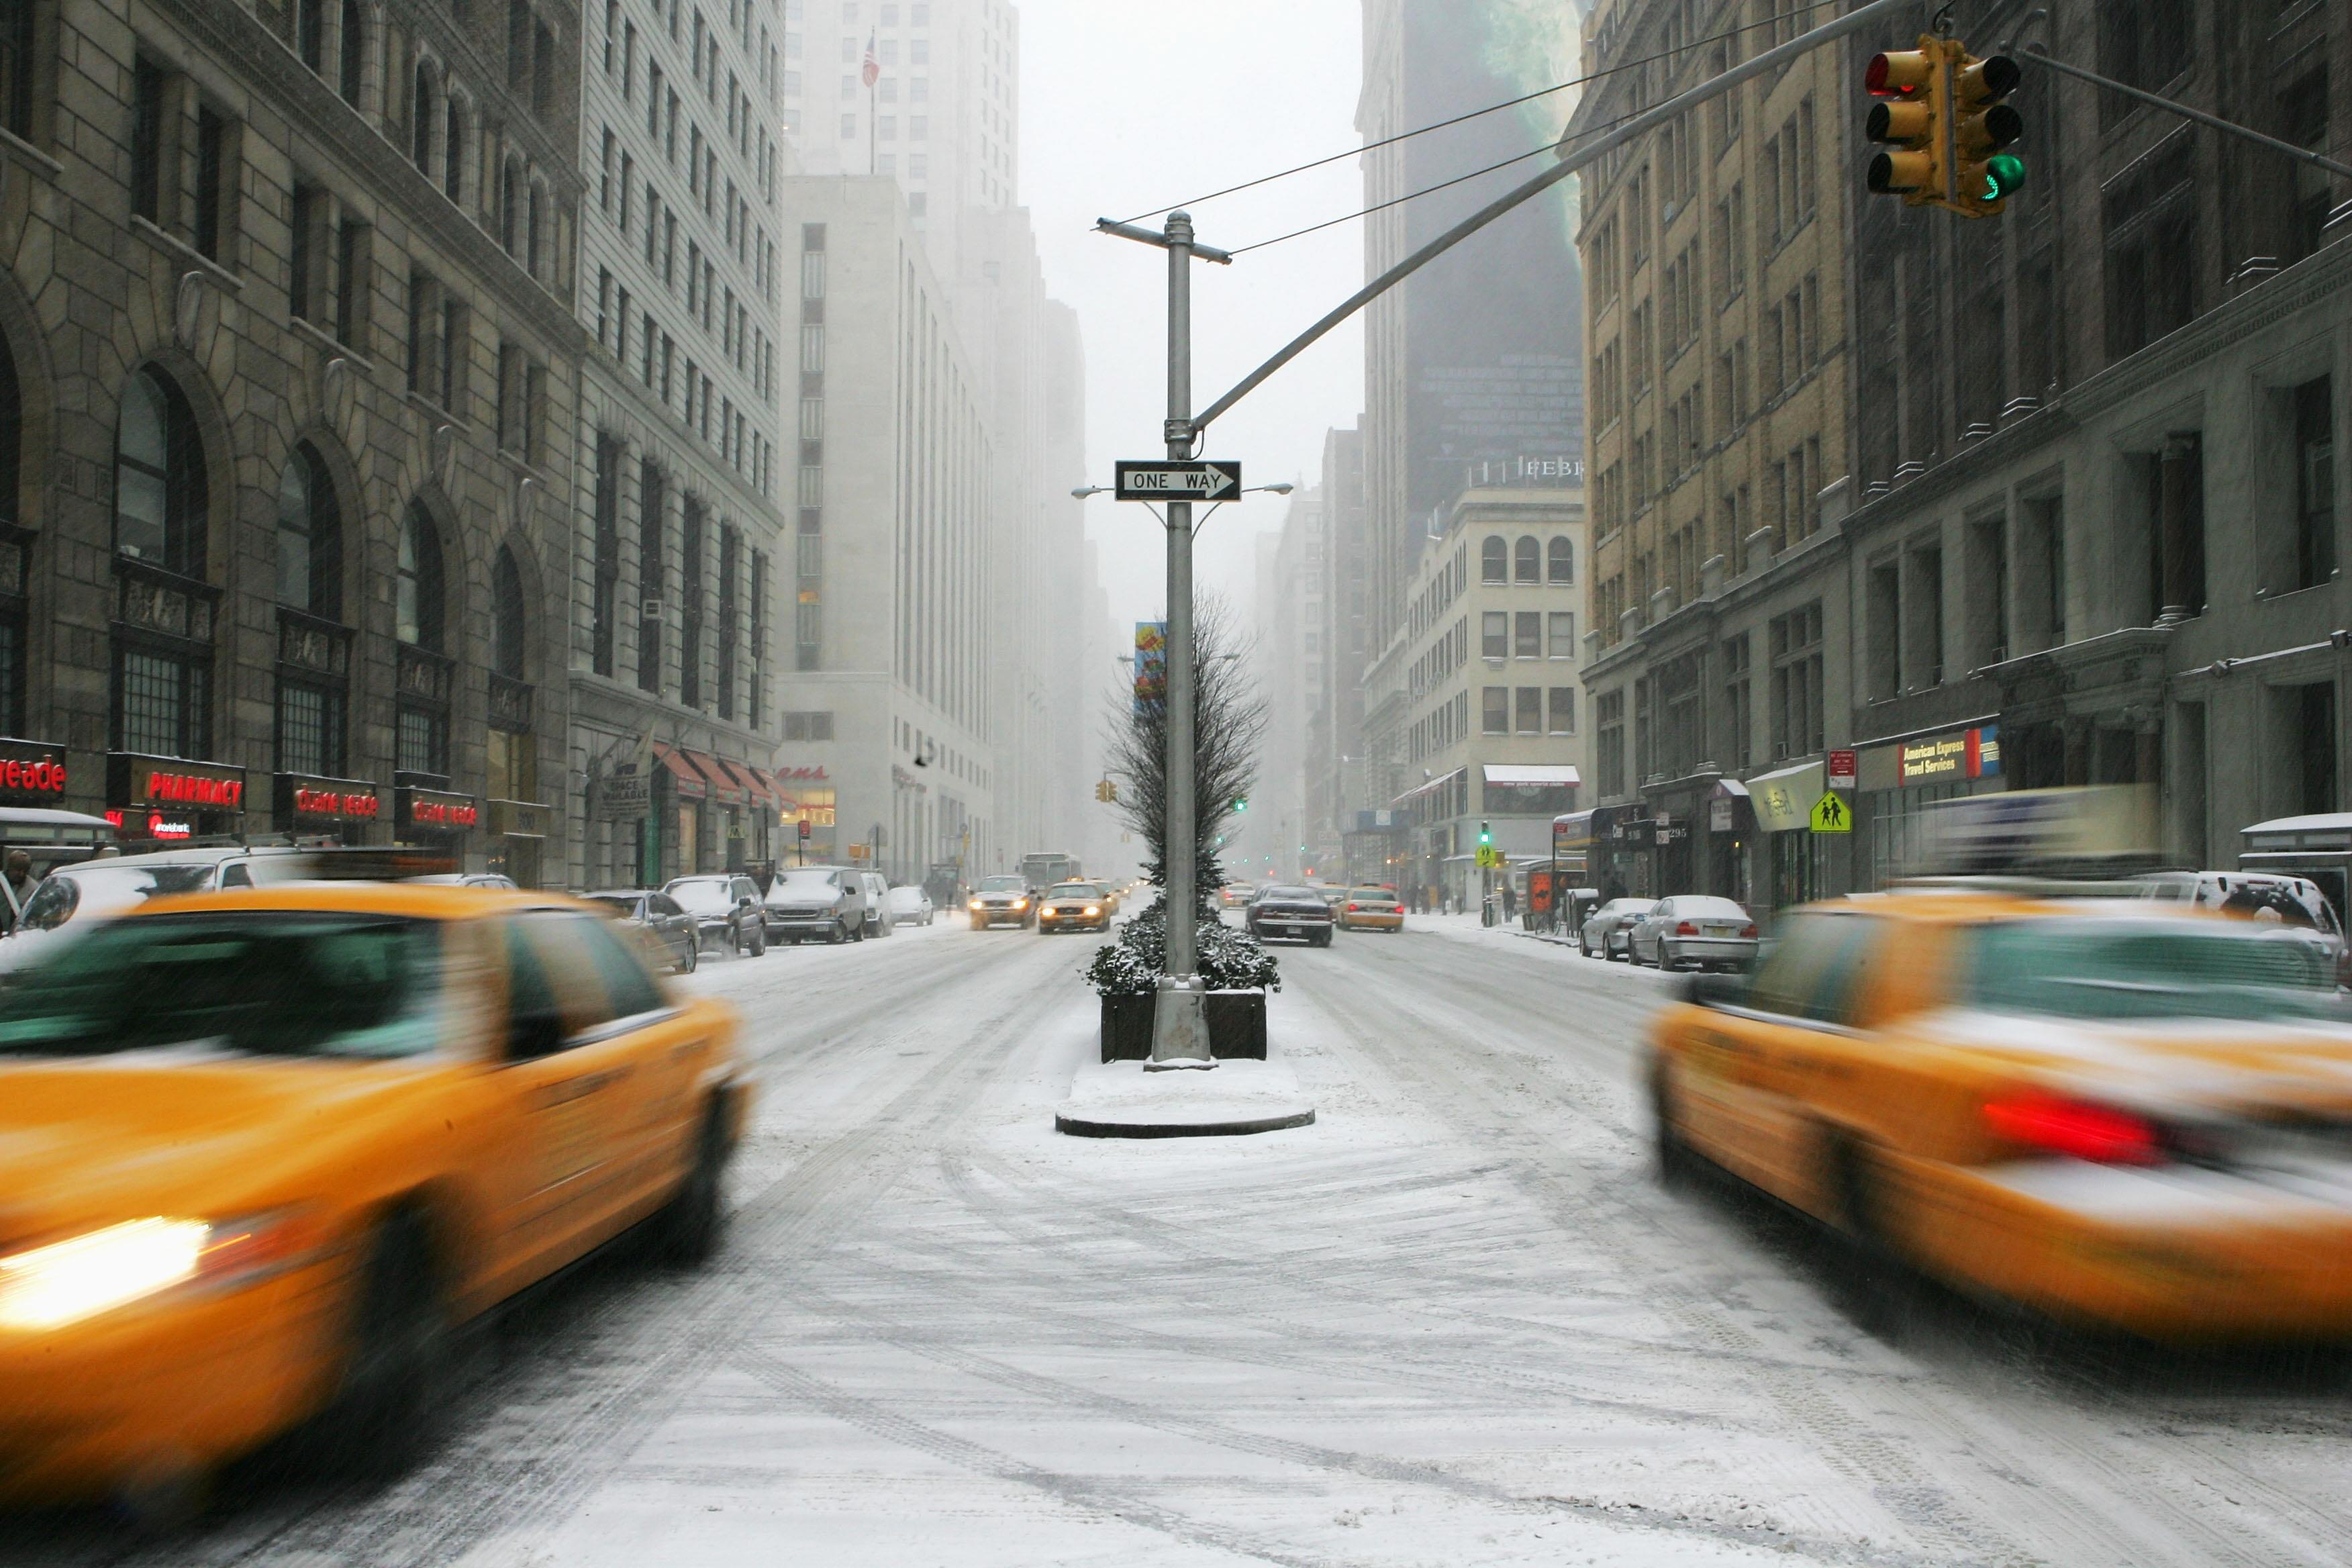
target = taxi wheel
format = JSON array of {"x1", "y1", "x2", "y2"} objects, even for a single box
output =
[
  {"x1": 1650, "y1": 1062, "x2": 1700, "y2": 1189},
  {"x1": 656, "y1": 1103, "x2": 732, "y2": 1266},
  {"x1": 1826, "y1": 1136, "x2": 1928, "y2": 1338},
  {"x1": 329, "y1": 1210, "x2": 453, "y2": 1478}
]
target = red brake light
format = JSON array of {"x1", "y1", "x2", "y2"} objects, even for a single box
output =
[
  {"x1": 1983, "y1": 1094, "x2": 2164, "y2": 1165},
  {"x1": 1675, "y1": 920, "x2": 1700, "y2": 936},
  {"x1": 1739, "y1": 924, "x2": 1758, "y2": 938},
  {"x1": 1345, "y1": 902, "x2": 1359, "y2": 911}
]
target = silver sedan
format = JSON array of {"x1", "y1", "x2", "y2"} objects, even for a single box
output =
[
  {"x1": 1579, "y1": 897, "x2": 1658, "y2": 960},
  {"x1": 1626, "y1": 895, "x2": 1758, "y2": 971}
]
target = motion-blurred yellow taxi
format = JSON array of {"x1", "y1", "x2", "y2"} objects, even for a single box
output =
[
  {"x1": 1651, "y1": 891, "x2": 2352, "y2": 1342},
  {"x1": 1336, "y1": 887, "x2": 1405, "y2": 932},
  {"x1": 0, "y1": 883, "x2": 747, "y2": 1505}
]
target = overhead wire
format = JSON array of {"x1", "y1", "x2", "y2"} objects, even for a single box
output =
[{"x1": 1109, "y1": 0, "x2": 1849, "y2": 229}]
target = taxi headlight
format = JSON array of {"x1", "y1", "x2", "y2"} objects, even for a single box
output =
[
  {"x1": 0, "y1": 1212, "x2": 317, "y2": 1331},
  {"x1": 1084, "y1": 905, "x2": 1101, "y2": 916},
  {"x1": 1013, "y1": 898, "x2": 1028, "y2": 909},
  {"x1": 0, "y1": 1219, "x2": 209, "y2": 1330}
]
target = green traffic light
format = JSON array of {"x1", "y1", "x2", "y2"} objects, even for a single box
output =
[{"x1": 1983, "y1": 153, "x2": 2026, "y2": 201}]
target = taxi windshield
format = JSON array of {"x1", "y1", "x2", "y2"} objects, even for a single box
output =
[
  {"x1": 0, "y1": 912, "x2": 444, "y2": 1058},
  {"x1": 1965, "y1": 919, "x2": 2347, "y2": 1024},
  {"x1": 1048, "y1": 884, "x2": 1097, "y2": 898}
]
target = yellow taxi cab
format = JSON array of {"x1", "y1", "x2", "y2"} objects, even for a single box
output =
[
  {"x1": 1650, "y1": 891, "x2": 2352, "y2": 1343},
  {"x1": 1336, "y1": 887, "x2": 1406, "y2": 932},
  {"x1": 0, "y1": 883, "x2": 748, "y2": 1506}
]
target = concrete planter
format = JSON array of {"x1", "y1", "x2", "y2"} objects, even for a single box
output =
[{"x1": 1099, "y1": 990, "x2": 1269, "y2": 1062}]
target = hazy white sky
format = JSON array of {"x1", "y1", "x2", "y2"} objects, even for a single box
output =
[{"x1": 1018, "y1": 0, "x2": 1367, "y2": 634}]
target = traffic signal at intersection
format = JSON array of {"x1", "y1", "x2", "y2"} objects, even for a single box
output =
[
  {"x1": 1865, "y1": 34, "x2": 2024, "y2": 218},
  {"x1": 1094, "y1": 779, "x2": 1118, "y2": 803}
]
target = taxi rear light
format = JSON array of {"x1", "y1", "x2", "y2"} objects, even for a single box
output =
[{"x1": 1983, "y1": 1093, "x2": 2165, "y2": 1165}]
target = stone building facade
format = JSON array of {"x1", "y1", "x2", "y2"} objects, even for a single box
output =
[
  {"x1": 0, "y1": 0, "x2": 583, "y2": 877},
  {"x1": 1571, "y1": 0, "x2": 1858, "y2": 911},
  {"x1": 1832, "y1": 0, "x2": 2352, "y2": 901},
  {"x1": 566, "y1": 0, "x2": 790, "y2": 890}
]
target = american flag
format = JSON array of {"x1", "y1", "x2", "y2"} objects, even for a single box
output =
[{"x1": 861, "y1": 32, "x2": 879, "y2": 89}]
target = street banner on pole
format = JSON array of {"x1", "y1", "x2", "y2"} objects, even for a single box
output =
[{"x1": 1132, "y1": 622, "x2": 1167, "y2": 715}]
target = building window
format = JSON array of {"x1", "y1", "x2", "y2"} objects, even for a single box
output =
[
  {"x1": 273, "y1": 444, "x2": 346, "y2": 777},
  {"x1": 132, "y1": 59, "x2": 166, "y2": 223},
  {"x1": 193, "y1": 106, "x2": 228, "y2": 260},
  {"x1": 1514, "y1": 611, "x2": 1540, "y2": 658},
  {"x1": 679, "y1": 497, "x2": 704, "y2": 708},
  {"x1": 338, "y1": 0, "x2": 364, "y2": 101},
  {"x1": 115, "y1": 369, "x2": 207, "y2": 578},
  {"x1": 1548, "y1": 535, "x2": 1573, "y2": 584},
  {"x1": 1514, "y1": 687, "x2": 1540, "y2": 734},
  {"x1": 1514, "y1": 535, "x2": 1540, "y2": 583},
  {"x1": 1597, "y1": 691, "x2": 1625, "y2": 796},
  {"x1": 492, "y1": 545, "x2": 526, "y2": 680},
  {"x1": 1722, "y1": 633, "x2": 1751, "y2": 771},
  {"x1": 638, "y1": 458, "x2": 666, "y2": 693},
  {"x1": 1481, "y1": 686, "x2": 1507, "y2": 735},
  {"x1": 1547, "y1": 611, "x2": 1575, "y2": 658},
  {"x1": 1480, "y1": 611, "x2": 1506, "y2": 659},
  {"x1": 1479, "y1": 536, "x2": 1505, "y2": 583},
  {"x1": 395, "y1": 504, "x2": 450, "y2": 779},
  {"x1": 591, "y1": 434, "x2": 622, "y2": 677},
  {"x1": 275, "y1": 444, "x2": 341, "y2": 616},
  {"x1": 1769, "y1": 603, "x2": 1824, "y2": 759},
  {"x1": 0, "y1": 0, "x2": 34, "y2": 139},
  {"x1": 2297, "y1": 376, "x2": 2335, "y2": 592},
  {"x1": 1547, "y1": 687, "x2": 1575, "y2": 735}
]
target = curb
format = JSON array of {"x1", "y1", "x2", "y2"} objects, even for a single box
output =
[{"x1": 1053, "y1": 1108, "x2": 1318, "y2": 1140}]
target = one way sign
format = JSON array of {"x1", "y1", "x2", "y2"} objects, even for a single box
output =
[{"x1": 1115, "y1": 460, "x2": 1242, "y2": 501}]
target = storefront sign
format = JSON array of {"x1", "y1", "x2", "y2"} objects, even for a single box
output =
[
  {"x1": 595, "y1": 770, "x2": 651, "y2": 818},
  {"x1": 1710, "y1": 798, "x2": 1734, "y2": 832},
  {"x1": 277, "y1": 774, "x2": 381, "y2": 823},
  {"x1": 0, "y1": 738, "x2": 69, "y2": 801},
  {"x1": 397, "y1": 787, "x2": 480, "y2": 834},
  {"x1": 774, "y1": 765, "x2": 829, "y2": 783},
  {"x1": 488, "y1": 799, "x2": 550, "y2": 838},
  {"x1": 1897, "y1": 724, "x2": 2002, "y2": 785},
  {"x1": 109, "y1": 753, "x2": 246, "y2": 814}
]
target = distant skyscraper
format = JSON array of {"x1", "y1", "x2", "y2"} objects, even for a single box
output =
[{"x1": 1359, "y1": 0, "x2": 1585, "y2": 654}]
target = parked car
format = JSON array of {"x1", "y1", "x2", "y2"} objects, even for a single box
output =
[
  {"x1": 1579, "y1": 897, "x2": 1659, "y2": 960},
  {"x1": 856, "y1": 871, "x2": 892, "y2": 938},
  {"x1": 762, "y1": 865, "x2": 865, "y2": 944},
  {"x1": 402, "y1": 873, "x2": 522, "y2": 889},
  {"x1": 883, "y1": 883, "x2": 936, "y2": 926},
  {"x1": 1036, "y1": 881, "x2": 1112, "y2": 934},
  {"x1": 1247, "y1": 885, "x2": 1336, "y2": 946},
  {"x1": 4, "y1": 846, "x2": 308, "y2": 969},
  {"x1": 1626, "y1": 895, "x2": 1759, "y2": 971},
  {"x1": 1218, "y1": 881, "x2": 1257, "y2": 909},
  {"x1": 969, "y1": 874, "x2": 1036, "y2": 929},
  {"x1": 663, "y1": 873, "x2": 769, "y2": 956},
  {"x1": 1335, "y1": 887, "x2": 1405, "y2": 932},
  {"x1": 582, "y1": 888, "x2": 701, "y2": 973}
]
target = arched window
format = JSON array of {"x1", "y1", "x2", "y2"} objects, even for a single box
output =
[
  {"x1": 1548, "y1": 535, "x2": 1574, "y2": 585},
  {"x1": 1514, "y1": 535, "x2": 1540, "y2": 583},
  {"x1": 492, "y1": 544, "x2": 526, "y2": 678},
  {"x1": 115, "y1": 367, "x2": 206, "y2": 579},
  {"x1": 395, "y1": 503, "x2": 450, "y2": 780},
  {"x1": 275, "y1": 444, "x2": 342, "y2": 618},
  {"x1": 444, "y1": 98, "x2": 466, "y2": 203},
  {"x1": 397, "y1": 503, "x2": 444, "y2": 652},
  {"x1": 500, "y1": 156, "x2": 523, "y2": 254},
  {"x1": 113, "y1": 368, "x2": 213, "y2": 761},
  {"x1": 1480, "y1": 535, "x2": 1507, "y2": 584},
  {"x1": 411, "y1": 63, "x2": 434, "y2": 170}
]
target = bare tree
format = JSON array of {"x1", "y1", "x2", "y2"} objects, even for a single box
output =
[{"x1": 1104, "y1": 597, "x2": 1266, "y2": 910}]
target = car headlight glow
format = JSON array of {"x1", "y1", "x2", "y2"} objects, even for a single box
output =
[
  {"x1": 969, "y1": 899, "x2": 983, "y2": 910},
  {"x1": 0, "y1": 1218, "x2": 209, "y2": 1330},
  {"x1": 1013, "y1": 898, "x2": 1028, "y2": 909},
  {"x1": 1084, "y1": 906, "x2": 1101, "y2": 916}
]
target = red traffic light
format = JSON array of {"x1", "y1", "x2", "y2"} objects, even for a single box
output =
[{"x1": 1866, "y1": 49, "x2": 1933, "y2": 97}]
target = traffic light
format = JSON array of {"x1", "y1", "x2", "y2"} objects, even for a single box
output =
[
  {"x1": 1953, "y1": 52, "x2": 2024, "y2": 214},
  {"x1": 1234, "y1": 796, "x2": 1248, "y2": 812},
  {"x1": 1478, "y1": 821, "x2": 1493, "y2": 848},
  {"x1": 1094, "y1": 779, "x2": 1118, "y2": 803},
  {"x1": 1864, "y1": 42, "x2": 1945, "y2": 204}
]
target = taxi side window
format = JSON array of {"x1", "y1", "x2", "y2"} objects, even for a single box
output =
[
  {"x1": 573, "y1": 912, "x2": 671, "y2": 1020},
  {"x1": 503, "y1": 920, "x2": 565, "y2": 1058},
  {"x1": 504, "y1": 914, "x2": 625, "y2": 1054},
  {"x1": 1746, "y1": 913, "x2": 1876, "y2": 1025}
]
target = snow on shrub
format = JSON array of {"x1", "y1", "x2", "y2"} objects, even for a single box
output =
[{"x1": 1082, "y1": 896, "x2": 1280, "y2": 997}]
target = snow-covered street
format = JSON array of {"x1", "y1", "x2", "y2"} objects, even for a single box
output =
[{"x1": 18, "y1": 920, "x2": 2352, "y2": 1567}]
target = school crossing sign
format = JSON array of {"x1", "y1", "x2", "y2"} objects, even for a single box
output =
[{"x1": 1809, "y1": 792, "x2": 1853, "y2": 834}]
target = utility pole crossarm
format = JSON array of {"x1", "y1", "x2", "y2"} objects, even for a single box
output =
[
  {"x1": 2023, "y1": 48, "x2": 2352, "y2": 183},
  {"x1": 1191, "y1": 0, "x2": 1912, "y2": 437},
  {"x1": 1095, "y1": 217, "x2": 1235, "y2": 264}
]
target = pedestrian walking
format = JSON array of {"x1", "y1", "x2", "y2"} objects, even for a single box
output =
[{"x1": 1502, "y1": 879, "x2": 1518, "y2": 922}]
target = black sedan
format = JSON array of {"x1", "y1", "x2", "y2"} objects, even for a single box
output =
[
  {"x1": 1246, "y1": 885, "x2": 1336, "y2": 947},
  {"x1": 582, "y1": 888, "x2": 701, "y2": 973}
]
